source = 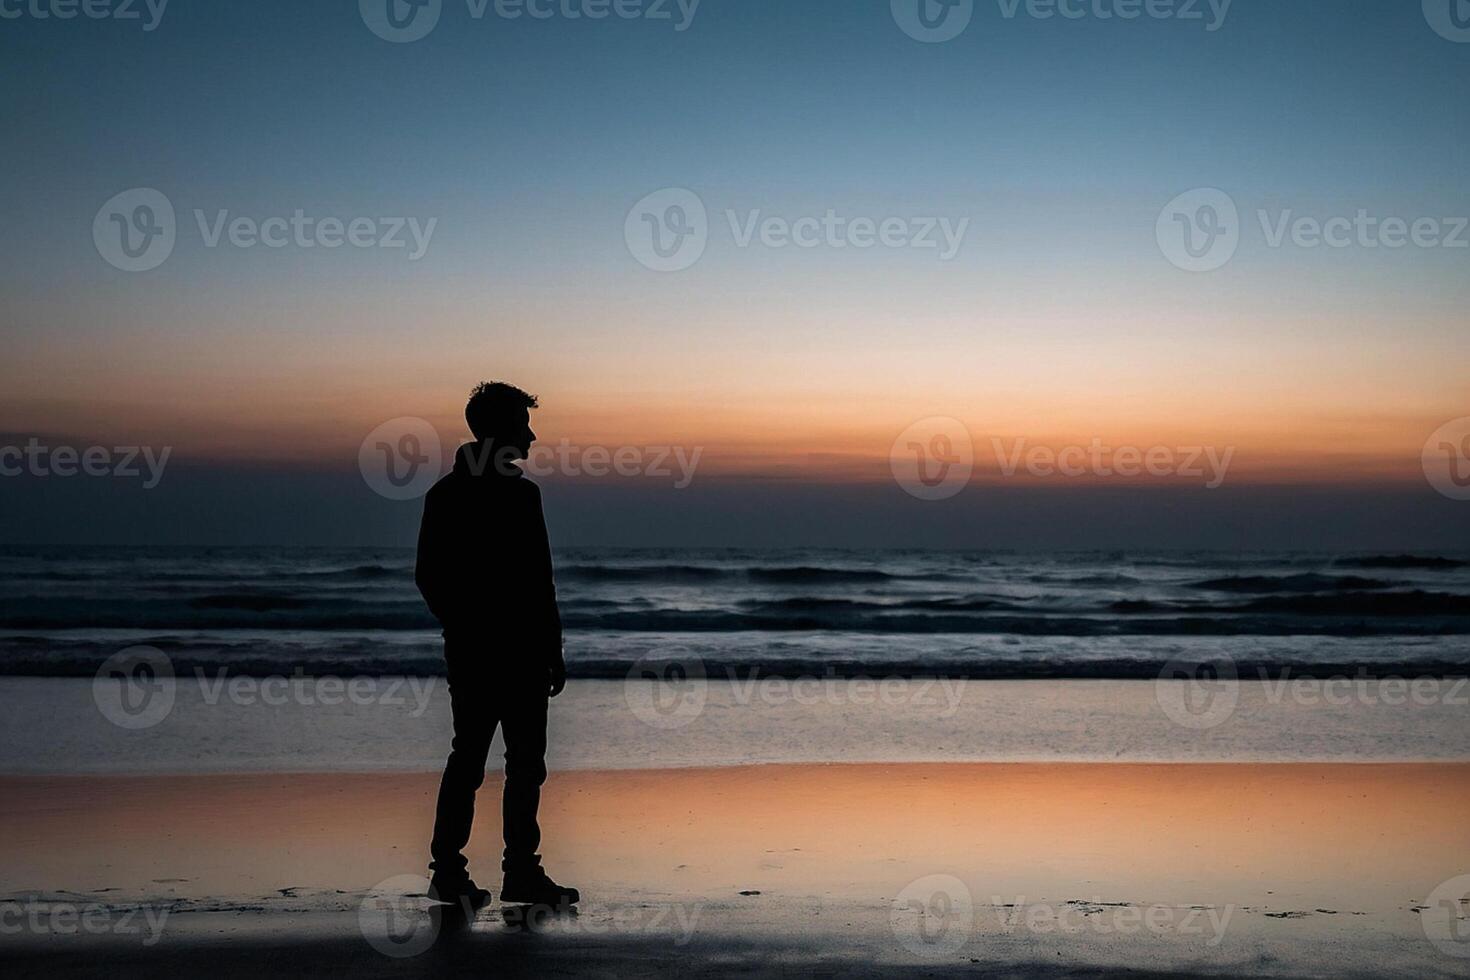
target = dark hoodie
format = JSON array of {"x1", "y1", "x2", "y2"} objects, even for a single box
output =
[{"x1": 414, "y1": 441, "x2": 563, "y2": 655}]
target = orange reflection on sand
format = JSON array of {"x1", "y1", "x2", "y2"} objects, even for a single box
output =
[{"x1": 1, "y1": 764, "x2": 1466, "y2": 914}]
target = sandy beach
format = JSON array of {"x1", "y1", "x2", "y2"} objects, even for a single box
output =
[{"x1": 3, "y1": 762, "x2": 1468, "y2": 977}]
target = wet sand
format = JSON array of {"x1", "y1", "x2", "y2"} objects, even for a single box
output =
[{"x1": 2, "y1": 763, "x2": 1469, "y2": 977}]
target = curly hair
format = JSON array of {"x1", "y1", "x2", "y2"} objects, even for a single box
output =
[{"x1": 465, "y1": 381, "x2": 538, "y2": 440}]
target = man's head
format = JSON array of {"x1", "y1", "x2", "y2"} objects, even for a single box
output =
[{"x1": 465, "y1": 381, "x2": 538, "y2": 460}]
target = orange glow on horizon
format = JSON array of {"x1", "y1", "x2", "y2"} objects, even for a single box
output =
[{"x1": 3, "y1": 307, "x2": 1462, "y2": 488}]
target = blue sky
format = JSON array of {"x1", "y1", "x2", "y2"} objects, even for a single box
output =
[{"x1": 1, "y1": 0, "x2": 1467, "y2": 547}]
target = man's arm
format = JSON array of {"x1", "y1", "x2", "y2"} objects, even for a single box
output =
[
  {"x1": 414, "y1": 488, "x2": 456, "y2": 629},
  {"x1": 529, "y1": 485, "x2": 566, "y2": 696}
]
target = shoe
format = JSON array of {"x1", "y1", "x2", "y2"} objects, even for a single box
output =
[
  {"x1": 501, "y1": 867, "x2": 580, "y2": 906},
  {"x1": 429, "y1": 874, "x2": 492, "y2": 908}
]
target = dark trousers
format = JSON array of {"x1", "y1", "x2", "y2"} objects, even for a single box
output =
[{"x1": 429, "y1": 640, "x2": 548, "y2": 878}]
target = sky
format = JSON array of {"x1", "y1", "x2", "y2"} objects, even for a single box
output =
[{"x1": 1, "y1": 0, "x2": 1467, "y2": 548}]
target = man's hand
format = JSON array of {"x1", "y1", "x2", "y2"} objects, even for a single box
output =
[{"x1": 547, "y1": 653, "x2": 567, "y2": 698}]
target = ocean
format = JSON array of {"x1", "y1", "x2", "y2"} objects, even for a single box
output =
[
  {"x1": 2, "y1": 545, "x2": 1469, "y2": 679},
  {"x1": 3, "y1": 546, "x2": 1470, "y2": 773}
]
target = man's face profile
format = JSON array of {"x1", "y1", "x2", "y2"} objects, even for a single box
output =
[{"x1": 502, "y1": 410, "x2": 534, "y2": 462}]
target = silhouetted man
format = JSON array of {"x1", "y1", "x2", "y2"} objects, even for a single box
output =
[{"x1": 417, "y1": 381, "x2": 579, "y2": 908}]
